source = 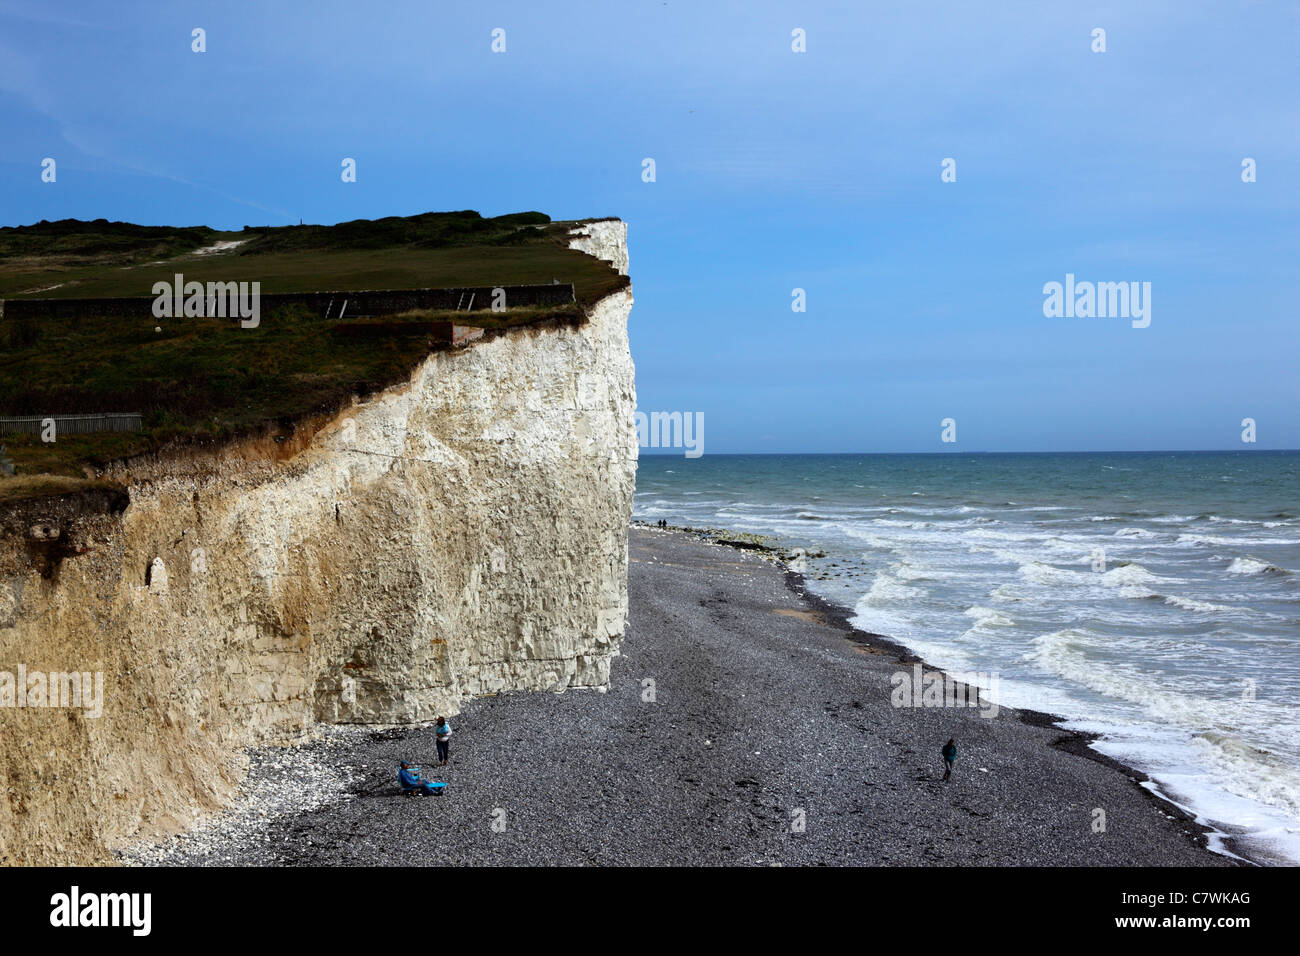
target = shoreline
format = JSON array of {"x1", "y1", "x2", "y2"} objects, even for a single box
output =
[
  {"x1": 650, "y1": 521, "x2": 1253, "y2": 866},
  {"x1": 121, "y1": 525, "x2": 1241, "y2": 867},
  {"x1": 782, "y1": 550, "x2": 1247, "y2": 863}
]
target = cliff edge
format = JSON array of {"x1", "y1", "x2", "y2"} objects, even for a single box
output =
[{"x1": 0, "y1": 221, "x2": 636, "y2": 864}]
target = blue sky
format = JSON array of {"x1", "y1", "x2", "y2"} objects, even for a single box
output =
[{"x1": 2, "y1": 0, "x2": 1297, "y2": 453}]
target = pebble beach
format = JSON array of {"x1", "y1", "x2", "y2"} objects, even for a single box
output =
[{"x1": 121, "y1": 527, "x2": 1235, "y2": 867}]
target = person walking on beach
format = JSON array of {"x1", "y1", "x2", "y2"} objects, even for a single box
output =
[
  {"x1": 942, "y1": 738, "x2": 957, "y2": 782},
  {"x1": 435, "y1": 716, "x2": 452, "y2": 766}
]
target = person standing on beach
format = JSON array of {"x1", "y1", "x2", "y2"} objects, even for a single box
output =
[
  {"x1": 435, "y1": 716, "x2": 452, "y2": 766},
  {"x1": 942, "y1": 739, "x2": 957, "y2": 781}
]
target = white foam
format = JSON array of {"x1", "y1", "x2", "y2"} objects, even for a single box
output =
[
  {"x1": 1026, "y1": 631, "x2": 1294, "y2": 734},
  {"x1": 848, "y1": 605, "x2": 913, "y2": 639},
  {"x1": 1176, "y1": 533, "x2": 1240, "y2": 547},
  {"x1": 989, "y1": 583, "x2": 1028, "y2": 603},
  {"x1": 963, "y1": 605, "x2": 1014, "y2": 628},
  {"x1": 1227, "y1": 556, "x2": 1289, "y2": 575},
  {"x1": 1164, "y1": 594, "x2": 1235, "y2": 613},
  {"x1": 1017, "y1": 561, "x2": 1091, "y2": 587},
  {"x1": 860, "y1": 570, "x2": 921, "y2": 604},
  {"x1": 842, "y1": 526, "x2": 900, "y2": 551},
  {"x1": 1180, "y1": 533, "x2": 1300, "y2": 548},
  {"x1": 1100, "y1": 563, "x2": 1170, "y2": 591},
  {"x1": 891, "y1": 559, "x2": 932, "y2": 582}
]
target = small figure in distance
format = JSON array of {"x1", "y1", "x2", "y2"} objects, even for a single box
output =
[{"x1": 435, "y1": 715, "x2": 452, "y2": 766}]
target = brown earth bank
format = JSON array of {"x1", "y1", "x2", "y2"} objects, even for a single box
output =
[{"x1": 122, "y1": 527, "x2": 1236, "y2": 866}]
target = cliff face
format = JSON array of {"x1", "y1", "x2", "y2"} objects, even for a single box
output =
[
  {"x1": 0, "y1": 224, "x2": 635, "y2": 864},
  {"x1": 567, "y1": 220, "x2": 629, "y2": 277}
]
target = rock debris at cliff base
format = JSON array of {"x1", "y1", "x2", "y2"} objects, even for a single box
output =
[{"x1": 123, "y1": 528, "x2": 1233, "y2": 867}]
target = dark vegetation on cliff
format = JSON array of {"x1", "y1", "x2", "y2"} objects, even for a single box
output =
[
  {"x1": 0, "y1": 211, "x2": 626, "y2": 491},
  {"x1": 0, "y1": 211, "x2": 623, "y2": 303}
]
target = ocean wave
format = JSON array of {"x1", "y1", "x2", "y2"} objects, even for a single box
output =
[
  {"x1": 1114, "y1": 527, "x2": 1159, "y2": 538},
  {"x1": 1107, "y1": 563, "x2": 1171, "y2": 599},
  {"x1": 1118, "y1": 587, "x2": 1163, "y2": 600},
  {"x1": 1165, "y1": 594, "x2": 1235, "y2": 613},
  {"x1": 1192, "y1": 733, "x2": 1300, "y2": 820},
  {"x1": 989, "y1": 583, "x2": 1027, "y2": 603},
  {"x1": 1017, "y1": 561, "x2": 1092, "y2": 587},
  {"x1": 1010, "y1": 560, "x2": 1171, "y2": 596},
  {"x1": 890, "y1": 560, "x2": 933, "y2": 582},
  {"x1": 848, "y1": 605, "x2": 913, "y2": 638},
  {"x1": 967, "y1": 528, "x2": 1045, "y2": 543},
  {"x1": 1027, "y1": 631, "x2": 1259, "y2": 729},
  {"x1": 1101, "y1": 562, "x2": 1165, "y2": 586},
  {"x1": 859, "y1": 570, "x2": 922, "y2": 604},
  {"x1": 1227, "y1": 557, "x2": 1290, "y2": 576},
  {"x1": 1176, "y1": 533, "x2": 1244, "y2": 547},
  {"x1": 1179, "y1": 533, "x2": 1300, "y2": 547},
  {"x1": 842, "y1": 527, "x2": 900, "y2": 550},
  {"x1": 873, "y1": 518, "x2": 932, "y2": 529},
  {"x1": 963, "y1": 605, "x2": 1014, "y2": 628}
]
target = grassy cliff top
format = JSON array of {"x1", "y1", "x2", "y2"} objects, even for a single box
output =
[
  {"x1": 0, "y1": 210, "x2": 624, "y2": 304},
  {"x1": 0, "y1": 210, "x2": 627, "y2": 488}
]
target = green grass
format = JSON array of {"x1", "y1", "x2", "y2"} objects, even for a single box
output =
[
  {"x1": 0, "y1": 212, "x2": 624, "y2": 305},
  {"x1": 0, "y1": 211, "x2": 626, "y2": 480}
]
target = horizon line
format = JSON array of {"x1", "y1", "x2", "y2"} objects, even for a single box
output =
[{"x1": 637, "y1": 448, "x2": 1300, "y2": 457}]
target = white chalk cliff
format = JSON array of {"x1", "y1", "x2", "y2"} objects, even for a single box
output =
[{"x1": 0, "y1": 222, "x2": 636, "y2": 863}]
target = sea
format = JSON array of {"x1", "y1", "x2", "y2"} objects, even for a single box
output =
[{"x1": 633, "y1": 451, "x2": 1300, "y2": 865}]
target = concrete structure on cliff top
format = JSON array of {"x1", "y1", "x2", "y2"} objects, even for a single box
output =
[{"x1": 0, "y1": 220, "x2": 635, "y2": 864}]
